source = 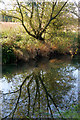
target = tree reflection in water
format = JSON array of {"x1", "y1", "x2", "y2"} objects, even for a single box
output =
[{"x1": 2, "y1": 65, "x2": 77, "y2": 119}]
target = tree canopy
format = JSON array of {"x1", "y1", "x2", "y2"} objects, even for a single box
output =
[{"x1": 1, "y1": 0, "x2": 71, "y2": 42}]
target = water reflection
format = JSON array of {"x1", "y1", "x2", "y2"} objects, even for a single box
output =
[{"x1": 1, "y1": 57, "x2": 79, "y2": 119}]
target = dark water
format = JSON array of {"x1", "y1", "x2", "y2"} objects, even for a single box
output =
[{"x1": 0, "y1": 55, "x2": 80, "y2": 119}]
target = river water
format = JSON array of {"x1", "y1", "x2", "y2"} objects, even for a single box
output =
[{"x1": 0, "y1": 55, "x2": 80, "y2": 119}]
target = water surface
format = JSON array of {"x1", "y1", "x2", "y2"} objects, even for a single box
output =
[{"x1": 1, "y1": 55, "x2": 79, "y2": 118}]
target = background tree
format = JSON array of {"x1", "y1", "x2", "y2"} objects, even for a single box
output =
[
  {"x1": 68, "y1": 1, "x2": 80, "y2": 54},
  {"x1": 68, "y1": 2, "x2": 79, "y2": 18}
]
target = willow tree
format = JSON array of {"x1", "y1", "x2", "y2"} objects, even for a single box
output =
[{"x1": 1, "y1": 0, "x2": 68, "y2": 42}]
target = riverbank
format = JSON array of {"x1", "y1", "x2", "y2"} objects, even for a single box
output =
[
  {"x1": 2, "y1": 41, "x2": 78, "y2": 65},
  {"x1": 0, "y1": 22, "x2": 78, "y2": 64}
]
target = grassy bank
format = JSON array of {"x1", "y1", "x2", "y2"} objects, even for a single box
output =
[{"x1": 0, "y1": 22, "x2": 78, "y2": 64}]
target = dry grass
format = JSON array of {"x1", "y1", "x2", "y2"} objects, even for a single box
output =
[{"x1": 0, "y1": 22, "x2": 21, "y2": 32}]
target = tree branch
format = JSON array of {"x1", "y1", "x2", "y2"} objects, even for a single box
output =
[
  {"x1": 1, "y1": 11, "x2": 22, "y2": 21},
  {"x1": 21, "y1": 4, "x2": 31, "y2": 13},
  {"x1": 29, "y1": 3, "x2": 36, "y2": 35},
  {"x1": 3, "y1": 89, "x2": 20, "y2": 95},
  {"x1": 36, "y1": 3, "x2": 41, "y2": 34},
  {"x1": 16, "y1": 0, "x2": 37, "y2": 39},
  {"x1": 51, "y1": 0, "x2": 68, "y2": 20},
  {"x1": 40, "y1": 0, "x2": 68, "y2": 36},
  {"x1": 40, "y1": 2, "x2": 45, "y2": 19}
]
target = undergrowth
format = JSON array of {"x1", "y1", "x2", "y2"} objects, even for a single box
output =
[{"x1": 0, "y1": 22, "x2": 78, "y2": 64}]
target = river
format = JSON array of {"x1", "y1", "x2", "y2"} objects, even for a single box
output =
[{"x1": 0, "y1": 55, "x2": 80, "y2": 119}]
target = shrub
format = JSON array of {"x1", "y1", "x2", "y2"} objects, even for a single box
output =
[{"x1": 2, "y1": 44, "x2": 16, "y2": 64}]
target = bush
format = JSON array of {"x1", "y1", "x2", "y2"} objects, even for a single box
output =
[{"x1": 2, "y1": 44, "x2": 16, "y2": 64}]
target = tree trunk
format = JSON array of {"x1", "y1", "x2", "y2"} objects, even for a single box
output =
[{"x1": 36, "y1": 35, "x2": 45, "y2": 41}]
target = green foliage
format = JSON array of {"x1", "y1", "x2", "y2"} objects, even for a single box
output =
[
  {"x1": 2, "y1": 44, "x2": 16, "y2": 64},
  {"x1": 0, "y1": 21, "x2": 78, "y2": 64},
  {"x1": 62, "y1": 104, "x2": 80, "y2": 119}
]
